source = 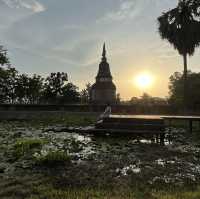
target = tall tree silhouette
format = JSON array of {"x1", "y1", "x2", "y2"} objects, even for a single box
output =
[
  {"x1": 158, "y1": 0, "x2": 200, "y2": 112},
  {"x1": 0, "y1": 46, "x2": 9, "y2": 66}
]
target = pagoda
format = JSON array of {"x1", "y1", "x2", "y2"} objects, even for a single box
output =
[{"x1": 90, "y1": 43, "x2": 116, "y2": 104}]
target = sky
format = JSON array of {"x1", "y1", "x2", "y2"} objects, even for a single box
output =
[{"x1": 1, "y1": 0, "x2": 200, "y2": 100}]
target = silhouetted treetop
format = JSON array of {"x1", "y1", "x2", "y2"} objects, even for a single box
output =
[
  {"x1": 158, "y1": 0, "x2": 200, "y2": 56},
  {"x1": 0, "y1": 46, "x2": 9, "y2": 66}
]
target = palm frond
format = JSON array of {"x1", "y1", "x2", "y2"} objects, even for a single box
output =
[{"x1": 158, "y1": 0, "x2": 200, "y2": 56}]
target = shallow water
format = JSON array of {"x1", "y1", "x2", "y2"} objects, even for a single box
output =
[{"x1": 1, "y1": 123, "x2": 200, "y2": 186}]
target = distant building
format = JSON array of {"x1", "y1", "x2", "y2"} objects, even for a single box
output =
[{"x1": 90, "y1": 44, "x2": 116, "y2": 104}]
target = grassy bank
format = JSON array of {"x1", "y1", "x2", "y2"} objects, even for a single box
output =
[
  {"x1": 0, "y1": 113, "x2": 97, "y2": 129},
  {"x1": 1, "y1": 175, "x2": 200, "y2": 199}
]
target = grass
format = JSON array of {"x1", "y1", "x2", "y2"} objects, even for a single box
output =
[
  {"x1": 22, "y1": 183, "x2": 200, "y2": 199},
  {"x1": 0, "y1": 113, "x2": 97, "y2": 130},
  {"x1": 30, "y1": 113, "x2": 97, "y2": 127},
  {"x1": 2, "y1": 178, "x2": 200, "y2": 199},
  {"x1": 13, "y1": 138, "x2": 46, "y2": 158},
  {"x1": 35, "y1": 151, "x2": 71, "y2": 167}
]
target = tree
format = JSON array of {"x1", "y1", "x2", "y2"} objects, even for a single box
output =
[
  {"x1": 169, "y1": 71, "x2": 200, "y2": 110},
  {"x1": 43, "y1": 72, "x2": 68, "y2": 103},
  {"x1": 129, "y1": 93, "x2": 167, "y2": 106},
  {"x1": 7, "y1": 67, "x2": 18, "y2": 103},
  {"x1": 140, "y1": 93, "x2": 153, "y2": 105},
  {"x1": 0, "y1": 46, "x2": 9, "y2": 66},
  {"x1": 0, "y1": 66, "x2": 18, "y2": 103},
  {"x1": 158, "y1": 0, "x2": 200, "y2": 112},
  {"x1": 27, "y1": 75, "x2": 44, "y2": 104},
  {"x1": 15, "y1": 74, "x2": 44, "y2": 104},
  {"x1": 15, "y1": 74, "x2": 29, "y2": 104},
  {"x1": 60, "y1": 83, "x2": 80, "y2": 104},
  {"x1": 116, "y1": 93, "x2": 121, "y2": 104},
  {"x1": 80, "y1": 83, "x2": 91, "y2": 104},
  {"x1": 0, "y1": 67, "x2": 9, "y2": 103}
]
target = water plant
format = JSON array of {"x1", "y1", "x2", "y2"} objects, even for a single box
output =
[
  {"x1": 35, "y1": 150, "x2": 71, "y2": 167},
  {"x1": 13, "y1": 138, "x2": 46, "y2": 158}
]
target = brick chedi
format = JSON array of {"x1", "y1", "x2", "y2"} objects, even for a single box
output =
[{"x1": 90, "y1": 43, "x2": 116, "y2": 104}]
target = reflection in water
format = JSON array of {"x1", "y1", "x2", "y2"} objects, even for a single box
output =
[
  {"x1": 116, "y1": 165, "x2": 141, "y2": 176},
  {"x1": 2, "y1": 124, "x2": 200, "y2": 184}
]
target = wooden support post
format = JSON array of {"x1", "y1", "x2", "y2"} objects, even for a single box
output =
[
  {"x1": 199, "y1": 121, "x2": 200, "y2": 131},
  {"x1": 189, "y1": 120, "x2": 193, "y2": 133},
  {"x1": 168, "y1": 119, "x2": 172, "y2": 133},
  {"x1": 156, "y1": 134, "x2": 159, "y2": 144},
  {"x1": 160, "y1": 133, "x2": 165, "y2": 146}
]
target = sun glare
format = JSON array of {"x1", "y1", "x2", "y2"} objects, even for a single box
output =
[{"x1": 134, "y1": 73, "x2": 154, "y2": 89}]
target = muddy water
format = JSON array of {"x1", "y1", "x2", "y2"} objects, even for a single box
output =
[{"x1": 0, "y1": 123, "x2": 200, "y2": 186}]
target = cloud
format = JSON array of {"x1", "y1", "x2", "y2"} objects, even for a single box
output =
[
  {"x1": 97, "y1": 0, "x2": 142, "y2": 23},
  {"x1": 2, "y1": 0, "x2": 45, "y2": 13}
]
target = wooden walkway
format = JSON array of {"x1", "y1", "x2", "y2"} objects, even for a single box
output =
[
  {"x1": 43, "y1": 114, "x2": 200, "y2": 145},
  {"x1": 162, "y1": 115, "x2": 200, "y2": 132},
  {"x1": 109, "y1": 115, "x2": 200, "y2": 132}
]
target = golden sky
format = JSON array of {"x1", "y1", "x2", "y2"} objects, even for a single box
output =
[{"x1": 1, "y1": 0, "x2": 200, "y2": 100}]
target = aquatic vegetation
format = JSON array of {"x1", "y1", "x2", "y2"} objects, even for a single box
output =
[
  {"x1": 13, "y1": 138, "x2": 47, "y2": 158},
  {"x1": 116, "y1": 164, "x2": 141, "y2": 176},
  {"x1": 1, "y1": 116, "x2": 200, "y2": 198},
  {"x1": 35, "y1": 150, "x2": 71, "y2": 167}
]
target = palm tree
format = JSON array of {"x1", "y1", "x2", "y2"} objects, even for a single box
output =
[{"x1": 158, "y1": 0, "x2": 200, "y2": 112}]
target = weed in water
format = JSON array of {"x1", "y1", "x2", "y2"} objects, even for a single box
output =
[
  {"x1": 35, "y1": 151, "x2": 71, "y2": 167},
  {"x1": 13, "y1": 138, "x2": 46, "y2": 158}
]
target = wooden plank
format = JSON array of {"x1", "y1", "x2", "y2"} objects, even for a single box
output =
[
  {"x1": 110, "y1": 115, "x2": 163, "y2": 120},
  {"x1": 110, "y1": 115, "x2": 200, "y2": 120}
]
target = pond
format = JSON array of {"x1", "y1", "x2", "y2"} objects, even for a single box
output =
[{"x1": 0, "y1": 120, "x2": 200, "y2": 188}]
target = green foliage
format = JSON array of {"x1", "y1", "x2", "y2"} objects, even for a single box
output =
[
  {"x1": 0, "y1": 46, "x2": 9, "y2": 66},
  {"x1": 60, "y1": 83, "x2": 80, "y2": 104},
  {"x1": 169, "y1": 71, "x2": 200, "y2": 109},
  {"x1": 15, "y1": 74, "x2": 44, "y2": 104},
  {"x1": 129, "y1": 93, "x2": 167, "y2": 106},
  {"x1": 36, "y1": 113, "x2": 96, "y2": 127},
  {"x1": 14, "y1": 138, "x2": 46, "y2": 158},
  {"x1": 158, "y1": 0, "x2": 200, "y2": 111},
  {"x1": 63, "y1": 137, "x2": 84, "y2": 153},
  {"x1": 27, "y1": 184, "x2": 200, "y2": 199},
  {"x1": 42, "y1": 72, "x2": 68, "y2": 103},
  {"x1": 80, "y1": 83, "x2": 91, "y2": 104},
  {"x1": 0, "y1": 46, "x2": 83, "y2": 105},
  {"x1": 41, "y1": 72, "x2": 81, "y2": 104},
  {"x1": 35, "y1": 151, "x2": 71, "y2": 167},
  {"x1": 0, "y1": 67, "x2": 82, "y2": 104},
  {"x1": 158, "y1": 0, "x2": 200, "y2": 57},
  {"x1": 0, "y1": 66, "x2": 18, "y2": 103}
]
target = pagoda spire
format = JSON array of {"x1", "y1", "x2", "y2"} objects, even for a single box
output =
[{"x1": 102, "y1": 43, "x2": 107, "y2": 61}]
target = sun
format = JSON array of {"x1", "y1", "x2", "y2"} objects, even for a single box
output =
[{"x1": 134, "y1": 73, "x2": 154, "y2": 89}]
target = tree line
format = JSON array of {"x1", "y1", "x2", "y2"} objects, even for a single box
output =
[
  {"x1": 0, "y1": 46, "x2": 91, "y2": 104},
  {"x1": 125, "y1": 70, "x2": 200, "y2": 112},
  {"x1": 1, "y1": 44, "x2": 200, "y2": 109},
  {"x1": 169, "y1": 71, "x2": 200, "y2": 110}
]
